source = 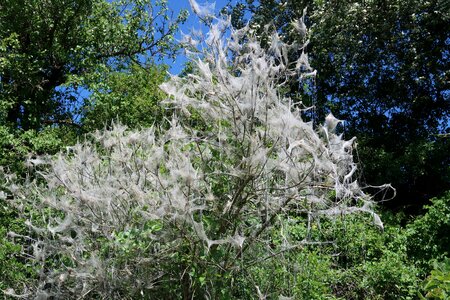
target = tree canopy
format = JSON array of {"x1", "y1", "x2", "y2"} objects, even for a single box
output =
[
  {"x1": 227, "y1": 0, "x2": 450, "y2": 209},
  {"x1": 0, "y1": 0, "x2": 187, "y2": 131}
]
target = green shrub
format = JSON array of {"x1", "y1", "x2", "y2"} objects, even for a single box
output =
[
  {"x1": 0, "y1": 203, "x2": 35, "y2": 293},
  {"x1": 420, "y1": 258, "x2": 450, "y2": 299},
  {"x1": 231, "y1": 214, "x2": 419, "y2": 299},
  {"x1": 406, "y1": 192, "x2": 450, "y2": 272},
  {"x1": 334, "y1": 215, "x2": 419, "y2": 299}
]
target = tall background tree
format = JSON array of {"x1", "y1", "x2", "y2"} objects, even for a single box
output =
[
  {"x1": 0, "y1": 0, "x2": 186, "y2": 132},
  {"x1": 226, "y1": 0, "x2": 450, "y2": 211}
]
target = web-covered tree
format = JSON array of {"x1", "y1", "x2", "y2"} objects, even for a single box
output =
[{"x1": 1, "y1": 6, "x2": 386, "y2": 299}]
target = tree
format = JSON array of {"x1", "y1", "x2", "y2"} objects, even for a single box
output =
[
  {"x1": 1, "y1": 12, "x2": 384, "y2": 298},
  {"x1": 226, "y1": 0, "x2": 450, "y2": 210},
  {"x1": 0, "y1": 0, "x2": 187, "y2": 131},
  {"x1": 82, "y1": 62, "x2": 169, "y2": 131}
]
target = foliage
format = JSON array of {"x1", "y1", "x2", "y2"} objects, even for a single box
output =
[
  {"x1": 420, "y1": 259, "x2": 450, "y2": 300},
  {"x1": 0, "y1": 114, "x2": 79, "y2": 295},
  {"x1": 82, "y1": 63, "x2": 169, "y2": 131},
  {"x1": 0, "y1": 202, "x2": 35, "y2": 293},
  {"x1": 0, "y1": 126, "x2": 69, "y2": 174},
  {"x1": 2, "y1": 1, "x2": 447, "y2": 298},
  {"x1": 0, "y1": 0, "x2": 187, "y2": 131},
  {"x1": 240, "y1": 249, "x2": 338, "y2": 299},
  {"x1": 405, "y1": 192, "x2": 450, "y2": 271},
  {"x1": 221, "y1": 213, "x2": 419, "y2": 299},
  {"x1": 1, "y1": 7, "x2": 384, "y2": 298},
  {"x1": 327, "y1": 214, "x2": 419, "y2": 299},
  {"x1": 227, "y1": 0, "x2": 450, "y2": 209}
]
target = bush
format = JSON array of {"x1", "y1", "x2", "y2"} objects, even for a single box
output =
[
  {"x1": 420, "y1": 258, "x2": 450, "y2": 299},
  {"x1": 0, "y1": 125, "x2": 77, "y2": 294},
  {"x1": 406, "y1": 192, "x2": 450, "y2": 272},
  {"x1": 296, "y1": 213, "x2": 420, "y2": 300},
  {"x1": 0, "y1": 203, "x2": 35, "y2": 293}
]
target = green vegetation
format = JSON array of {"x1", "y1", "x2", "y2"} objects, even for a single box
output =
[
  {"x1": 420, "y1": 259, "x2": 450, "y2": 299},
  {"x1": 82, "y1": 63, "x2": 169, "y2": 131}
]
